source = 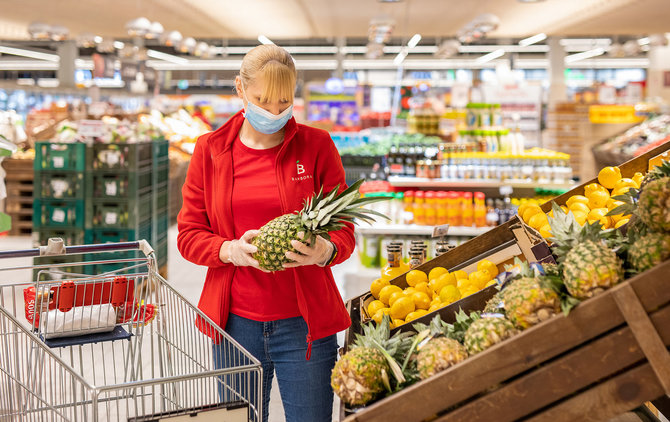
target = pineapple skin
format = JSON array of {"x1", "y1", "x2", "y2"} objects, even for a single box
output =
[
  {"x1": 628, "y1": 232, "x2": 670, "y2": 273},
  {"x1": 464, "y1": 316, "x2": 519, "y2": 354},
  {"x1": 563, "y1": 240, "x2": 623, "y2": 300},
  {"x1": 503, "y1": 277, "x2": 560, "y2": 329},
  {"x1": 252, "y1": 214, "x2": 301, "y2": 272},
  {"x1": 331, "y1": 347, "x2": 388, "y2": 406},
  {"x1": 415, "y1": 337, "x2": 468, "y2": 380},
  {"x1": 639, "y1": 178, "x2": 670, "y2": 233}
]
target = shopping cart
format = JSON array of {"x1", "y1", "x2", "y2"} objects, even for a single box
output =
[{"x1": 0, "y1": 239, "x2": 262, "y2": 421}]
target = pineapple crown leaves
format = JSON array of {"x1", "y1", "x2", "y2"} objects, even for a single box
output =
[
  {"x1": 444, "y1": 309, "x2": 481, "y2": 344},
  {"x1": 645, "y1": 159, "x2": 670, "y2": 182},
  {"x1": 538, "y1": 273, "x2": 581, "y2": 316},
  {"x1": 606, "y1": 189, "x2": 639, "y2": 219},
  {"x1": 547, "y1": 202, "x2": 607, "y2": 261}
]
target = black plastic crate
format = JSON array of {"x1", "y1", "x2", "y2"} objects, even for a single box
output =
[{"x1": 34, "y1": 171, "x2": 85, "y2": 199}]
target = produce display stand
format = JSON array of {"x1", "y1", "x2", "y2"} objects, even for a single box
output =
[{"x1": 343, "y1": 259, "x2": 670, "y2": 422}]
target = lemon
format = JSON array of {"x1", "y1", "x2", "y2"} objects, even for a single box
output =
[
  {"x1": 477, "y1": 259, "x2": 499, "y2": 277},
  {"x1": 461, "y1": 288, "x2": 477, "y2": 298},
  {"x1": 587, "y1": 190, "x2": 610, "y2": 209},
  {"x1": 587, "y1": 208, "x2": 608, "y2": 224},
  {"x1": 379, "y1": 285, "x2": 402, "y2": 306},
  {"x1": 612, "y1": 213, "x2": 631, "y2": 223},
  {"x1": 614, "y1": 218, "x2": 630, "y2": 228},
  {"x1": 414, "y1": 281, "x2": 430, "y2": 296},
  {"x1": 599, "y1": 216, "x2": 612, "y2": 229},
  {"x1": 403, "y1": 287, "x2": 417, "y2": 296},
  {"x1": 428, "y1": 302, "x2": 443, "y2": 313},
  {"x1": 597, "y1": 166, "x2": 622, "y2": 189},
  {"x1": 456, "y1": 278, "x2": 471, "y2": 290},
  {"x1": 568, "y1": 202, "x2": 591, "y2": 215},
  {"x1": 522, "y1": 206, "x2": 543, "y2": 223},
  {"x1": 453, "y1": 270, "x2": 469, "y2": 280},
  {"x1": 439, "y1": 285, "x2": 461, "y2": 304},
  {"x1": 528, "y1": 212, "x2": 549, "y2": 230},
  {"x1": 388, "y1": 291, "x2": 407, "y2": 307},
  {"x1": 428, "y1": 267, "x2": 448, "y2": 281},
  {"x1": 469, "y1": 270, "x2": 491, "y2": 290},
  {"x1": 517, "y1": 203, "x2": 530, "y2": 218},
  {"x1": 367, "y1": 300, "x2": 386, "y2": 318},
  {"x1": 613, "y1": 178, "x2": 637, "y2": 192},
  {"x1": 411, "y1": 291, "x2": 432, "y2": 310},
  {"x1": 539, "y1": 224, "x2": 552, "y2": 239},
  {"x1": 405, "y1": 309, "x2": 428, "y2": 323},
  {"x1": 607, "y1": 199, "x2": 624, "y2": 211},
  {"x1": 566, "y1": 195, "x2": 590, "y2": 208},
  {"x1": 611, "y1": 187, "x2": 634, "y2": 197},
  {"x1": 584, "y1": 183, "x2": 608, "y2": 197},
  {"x1": 430, "y1": 274, "x2": 451, "y2": 295},
  {"x1": 391, "y1": 318, "x2": 405, "y2": 328},
  {"x1": 571, "y1": 210, "x2": 587, "y2": 226},
  {"x1": 370, "y1": 278, "x2": 390, "y2": 299},
  {"x1": 632, "y1": 172, "x2": 644, "y2": 187},
  {"x1": 406, "y1": 270, "x2": 428, "y2": 287},
  {"x1": 390, "y1": 296, "x2": 415, "y2": 320},
  {"x1": 372, "y1": 308, "x2": 391, "y2": 325}
]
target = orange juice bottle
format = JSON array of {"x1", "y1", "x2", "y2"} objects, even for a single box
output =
[
  {"x1": 424, "y1": 191, "x2": 437, "y2": 226},
  {"x1": 447, "y1": 191, "x2": 460, "y2": 227},
  {"x1": 436, "y1": 191, "x2": 448, "y2": 225},
  {"x1": 474, "y1": 192, "x2": 487, "y2": 227},
  {"x1": 403, "y1": 191, "x2": 415, "y2": 225},
  {"x1": 381, "y1": 244, "x2": 405, "y2": 281},
  {"x1": 414, "y1": 191, "x2": 426, "y2": 225},
  {"x1": 462, "y1": 191, "x2": 474, "y2": 227}
]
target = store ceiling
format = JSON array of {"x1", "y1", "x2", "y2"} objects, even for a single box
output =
[{"x1": 0, "y1": 0, "x2": 667, "y2": 41}]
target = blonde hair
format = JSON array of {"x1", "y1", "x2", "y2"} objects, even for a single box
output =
[{"x1": 240, "y1": 44, "x2": 297, "y2": 102}]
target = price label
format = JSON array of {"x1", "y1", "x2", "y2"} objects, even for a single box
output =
[
  {"x1": 52, "y1": 156, "x2": 65, "y2": 169},
  {"x1": 105, "y1": 212, "x2": 118, "y2": 225},
  {"x1": 105, "y1": 181, "x2": 118, "y2": 196},
  {"x1": 78, "y1": 120, "x2": 105, "y2": 138},
  {"x1": 52, "y1": 209, "x2": 66, "y2": 223},
  {"x1": 103, "y1": 151, "x2": 121, "y2": 166},
  {"x1": 50, "y1": 180, "x2": 68, "y2": 197}
]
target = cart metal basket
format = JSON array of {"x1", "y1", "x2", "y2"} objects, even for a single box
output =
[{"x1": 0, "y1": 239, "x2": 262, "y2": 421}]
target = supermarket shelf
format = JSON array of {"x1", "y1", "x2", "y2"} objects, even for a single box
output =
[
  {"x1": 356, "y1": 223, "x2": 492, "y2": 237},
  {"x1": 387, "y1": 176, "x2": 575, "y2": 190}
]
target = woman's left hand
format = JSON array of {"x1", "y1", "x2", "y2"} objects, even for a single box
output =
[{"x1": 283, "y1": 232, "x2": 334, "y2": 268}]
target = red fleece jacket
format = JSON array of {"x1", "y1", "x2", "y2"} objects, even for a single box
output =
[{"x1": 177, "y1": 111, "x2": 353, "y2": 354}]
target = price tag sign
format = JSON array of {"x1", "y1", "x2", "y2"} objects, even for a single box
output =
[
  {"x1": 52, "y1": 209, "x2": 66, "y2": 223},
  {"x1": 52, "y1": 156, "x2": 65, "y2": 169},
  {"x1": 50, "y1": 180, "x2": 68, "y2": 197},
  {"x1": 105, "y1": 181, "x2": 118, "y2": 196},
  {"x1": 78, "y1": 120, "x2": 105, "y2": 138},
  {"x1": 589, "y1": 105, "x2": 643, "y2": 124},
  {"x1": 105, "y1": 212, "x2": 118, "y2": 225}
]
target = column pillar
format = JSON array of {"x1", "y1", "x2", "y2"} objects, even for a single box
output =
[
  {"x1": 547, "y1": 37, "x2": 567, "y2": 106},
  {"x1": 57, "y1": 41, "x2": 77, "y2": 88}
]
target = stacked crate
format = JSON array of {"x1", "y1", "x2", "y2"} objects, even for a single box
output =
[
  {"x1": 152, "y1": 139, "x2": 169, "y2": 277},
  {"x1": 2, "y1": 157, "x2": 34, "y2": 236}
]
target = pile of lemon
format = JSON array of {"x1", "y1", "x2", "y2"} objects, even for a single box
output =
[
  {"x1": 520, "y1": 166, "x2": 642, "y2": 238},
  {"x1": 367, "y1": 259, "x2": 499, "y2": 328}
]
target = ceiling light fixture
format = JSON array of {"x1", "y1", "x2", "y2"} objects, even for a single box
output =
[
  {"x1": 475, "y1": 48, "x2": 505, "y2": 63},
  {"x1": 393, "y1": 50, "x2": 408, "y2": 65},
  {"x1": 0, "y1": 45, "x2": 59, "y2": 62},
  {"x1": 637, "y1": 37, "x2": 650, "y2": 46},
  {"x1": 258, "y1": 35, "x2": 274, "y2": 45},
  {"x1": 113, "y1": 41, "x2": 125, "y2": 49},
  {"x1": 519, "y1": 33, "x2": 547, "y2": 47},
  {"x1": 407, "y1": 33, "x2": 422, "y2": 48},
  {"x1": 147, "y1": 49, "x2": 189, "y2": 64},
  {"x1": 565, "y1": 48, "x2": 605, "y2": 63}
]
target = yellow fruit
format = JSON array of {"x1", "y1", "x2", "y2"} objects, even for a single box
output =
[
  {"x1": 367, "y1": 300, "x2": 386, "y2": 317},
  {"x1": 405, "y1": 309, "x2": 428, "y2": 323},
  {"x1": 614, "y1": 218, "x2": 630, "y2": 228},
  {"x1": 517, "y1": 203, "x2": 530, "y2": 218},
  {"x1": 428, "y1": 267, "x2": 448, "y2": 281},
  {"x1": 403, "y1": 287, "x2": 417, "y2": 296},
  {"x1": 388, "y1": 291, "x2": 407, "y2": 307},
  {"x1": 539, "y1": 224, "x2": 552, "y2": 239},
  {"x1": 606, "y1": 199, "x2": 624, "y2": 211},
  {"x1": 597, "y1": 166, "x2": 622, "y2": 189},
  {"x1": 390, "y1": 296, "x2": 415, "y2": 320},
  {"x1": 439, "y1": 285, "x2": 461, "y2": 304},
  {"x1": 406, "y1": 270, "x2": 428, "y2": 287},
  {"x1": 469, "y1": 270, "x2": 491, "y2": 290},
  {"x1": 413, "y1": 281, "x2": 430, "y2": 296},
  {"x1": 370, "y1": 278, "x2": 390, "y2": 299},
  {"x1": 584, "y1": 183, "x2": 608, "y2": 197},
  {"x1": 453, "y1": 270, "x2": 468, "y2": 280},
  {"x1": 428, "y1": 303, "x2": 443, "y2": 313},
  {"x1": 587, "y1": 190, "x2": 610, "y2": 209},
  {"x1": 461, "y1": 289, "x2": 477, "y2": 298},
  {"x1": 632, "y1": 172, "x2": 644, "y2": 187},
  {"x1": 411, "y1": 291, "x2": 432, "y2": 310},
  {"x1": 613, "y1": 178, "x2": 637, "y2": 192},
  {"x1": 456, "y1": 278, "x2": 471, "y2": 290},
  {"x1": 612, "y1": 213, "x2": 631, "y2": 223},
  {"x1": 572, "y1": 210, "x2": 587, "y2": 226},
  {"x1": 484, "y1": 279, "x2": 497, "y2": 288},
  {"x1": 549, "y1": 206, "x2": 569, "y2": 218},
  {"x1": 586, "y1": 208, "x2": 608, "y2": 224},
  {"x1": 430, "y1": 272, "x2": 456, "y2": 292},
  {"x1": 430, "y1": 297, "x2": 441, "y2": 307},
  {"x1": 372, "y1": 308, "x2": 390, "y2": 325},
  {"x1": 379, "y1": 285, "x2": 402, "y2": 306},
  {"x1": 599, "y1": 216, "x2": 612, "y2": 229},
  {"x1": 568, "y1": 202, "x2": 591, "y2": 215},
  {"x1": 477, "y1": 259, "x2": 499, "y2": 277},
  {"x1": 611, "y1": 187, "x2": 634, "y2": 197},
  {"x1": 528, "y1": 212, "x2": 549, "y2": 230},
  {"x1": 566, "y1": 195, "x2": 590, "y2": 208},
  {"x1": 522, "y1": 206, "x2": 543, "y2": 223},
  {"x1": 391, "y1": 318, "x2": 405, "y2": 328}
]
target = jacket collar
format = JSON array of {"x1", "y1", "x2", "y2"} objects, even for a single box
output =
[{"x1": 209, "y1": 109, "x2": 299, "y2": 157}]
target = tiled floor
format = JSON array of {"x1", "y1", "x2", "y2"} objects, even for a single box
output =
[{"x1": 0, "y1": 226, "x2": 372, "y2": 422}]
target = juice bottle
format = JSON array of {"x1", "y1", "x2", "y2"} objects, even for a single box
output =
[
  {"x1": 403, "y1": 190, "x2": 415, "y2": 225},
  {"x1": 447, "y1": 191, "x2": 460, "y2": 227},
  {"x1": 436, "y1": 191, "x2": 448, "y2": 225},
  {"x1": 461, "y1": 191, "x2": 474, "y2": 227},
  {"x1": 381, "y1": 244, "x2": 406, "y2": 281},
  {"x1": 413, "y1": 191, "x2": 426, "y2": 226},
  {"x1": 424, "y1": 191, "x2": 437, "y2": 226},
  {"x1": 474, "y1": 192, "x2": 487, "y2": 227}
]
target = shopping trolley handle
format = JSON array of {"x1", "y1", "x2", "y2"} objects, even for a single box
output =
[{"x1": 0, "y1": 238, "x2": 155, "y2": 259}]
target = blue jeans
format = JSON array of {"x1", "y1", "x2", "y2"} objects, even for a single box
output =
[{"x1": 213, "y1": 313, "x2": 338, "y2": 422}]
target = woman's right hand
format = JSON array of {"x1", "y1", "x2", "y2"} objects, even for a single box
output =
[{"x1": 219, "y1": 230, "x2": 269, "y2": 272}]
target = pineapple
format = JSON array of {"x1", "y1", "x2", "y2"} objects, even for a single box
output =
[
  {"x1": 549, "y1": 202, "x2": 623, "y2": 300},
  {"x1": 503, "y1": 276, "x2": 561, "y2": 329},
  {"x1": 464, "y1": 315, "x2": 518, "y2": 354},
  {"x1": 331, "y1": 315, "x2": 411, "y2": 407},
  {"x1": 483, "y1": 289, "x2": 507, "y2": 315},
  {"x1": 253, "y1": 179, "x2": 388, "y2": 271},
  {"x1": 638, "y1": 177, "x2": 670, "y2": 233},
  {"x1": 628, "y1": 232, "x2": 670, "y2": 273}
]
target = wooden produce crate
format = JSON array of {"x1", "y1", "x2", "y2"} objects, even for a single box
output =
[
  {"x1": 343, "y1": 259, "x2": 670, "y2": 422},
  {"x1": 2, "y1": 157, "x2": 34, "y2": 236},
  {"x1": 344, "y1": 216, "x2": 552, "y2": 349}
]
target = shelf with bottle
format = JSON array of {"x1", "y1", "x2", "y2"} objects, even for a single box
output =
[
  {"x1": 355, "y1": 224, "x2": 491, "y2": 237},
  {"x1": 387, "y1": 177, "x2": 575, "y2": 190}
]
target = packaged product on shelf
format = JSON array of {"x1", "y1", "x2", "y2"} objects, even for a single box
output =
[
  {"x1": 402, "y1": 191, "x2": 414, "y2": 225},
  {"x1": 474, "y1": 192, "x2": 487, "y2": 227},
  {"x1": 359, "y1": 234, "x2": 380, "y2": 268},
  {"x1": 413, "y1": 191, "x2": 425, "y2": 225},
  {"x1": 461, "y1": 192, "x2": 474, "y2": 227}
]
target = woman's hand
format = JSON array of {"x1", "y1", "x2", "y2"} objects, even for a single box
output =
[
  {"x1": 220, "y1": 230, "x2": 269, "y2": 272},
  {"x1": 283, "y1": 232, "x2": 335, "y2": 269}
]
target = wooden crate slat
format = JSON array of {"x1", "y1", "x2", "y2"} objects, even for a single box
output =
[
  {"x1": 433, "y1": 304, "x2": 670, "y2": 422},
  {"x1": 524, "y1": 363, "x2": 662, "y2": 422},
  {"x1": 345, "y1": 260, "x2": 670, "y2": 422}
]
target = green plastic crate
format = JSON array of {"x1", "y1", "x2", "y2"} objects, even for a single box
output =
[
  {"x1": 33, "y1": 199, "x2": 85, "y2": 228},
  {"x1": 32, "y1": 228, "x2": 86, "y2": 248},
  {"x1": 35, "y1": 142, "x2": 87, "y2": 172},
  {"x1": 152, "y1": 163, "x2": 169, "y2": 188},
  {"x1": 86, "y1": 169, "x2": 152, "y2": 199},
  {"x1": 84, "y1": 224, "x2": 153, "y2": 244},
  {"x1": 154, "y1": 183, "x2": 168, "y2": 212},
  {"x1": 87, "y1": 142, "x2": 152, "y2": 171},
  {"x1": 154, "y1": 213, "x2": 169, "y2": 240},
  {"x1": 152, "y1": 139, "x2": 169, "y2": 162},
  {"x1": 34, "y1": 171, "x2": 85, "y2": 199},
  {"x1": 85, "y1": 195, "x2": 152, "y2": 229}
]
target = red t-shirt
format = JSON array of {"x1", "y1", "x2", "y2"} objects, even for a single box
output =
[{"x1": 229, "y1": 136, "x2": 301, "y2": 321}]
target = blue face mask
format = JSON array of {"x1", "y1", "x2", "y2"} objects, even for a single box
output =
[{"x1": 242, "y1": 91, "x2": 293, "y2": 134}]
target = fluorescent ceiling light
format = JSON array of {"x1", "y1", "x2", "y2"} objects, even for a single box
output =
[
  {"x1": 258, "y1": 35, "x2": 274, "y2": 45},
  {"x1": 0, "y1": 46, "x2": 59, "y2": 62},
  {"x1": 37, "y1": 78, "x2": 59, "y2": 88},
  {"x1": 475, "y1": 48, "x2": 505, "y2": 63},
  {"x1": 519, "y1": 33, "x2": 546, "y2": 47},
  {"x1": 147, "y1": 49, "x2": 188, "y2": 64},
  {"x1": 393, "y1": 50, "x2": 408, "y2": 65},
  {"x1": 113, "y1": 41, "x2": 125, "y2": 49},
  {"x1": 407, "y1": 34, "x2": 422, "y2": 48},
  {"x1": 94, "y1": 36, "x2": 103, "y2": 43},
  {"x1": 638, "y1": 37, "x2": 650, "y2": 46},
  {"x1": 565, "y1": 48, "x2": 605, "y2": 63}
]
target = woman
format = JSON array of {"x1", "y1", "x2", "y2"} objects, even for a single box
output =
[{"x1": 177, "y1": 44, "x2": 354, "y2": 422}]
